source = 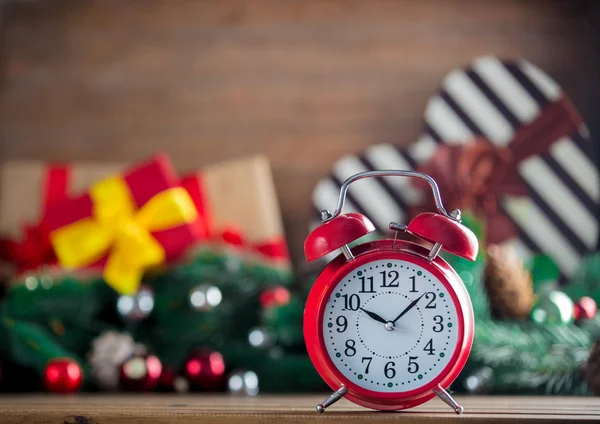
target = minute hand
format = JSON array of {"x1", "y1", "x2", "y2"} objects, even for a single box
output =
[{"x1": 392, "y1": 292, "x2": 428, "y2": 324}]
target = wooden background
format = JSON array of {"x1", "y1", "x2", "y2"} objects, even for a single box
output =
[{"x1": 0, "y1": 0, "x2": 598, "y2": 265}]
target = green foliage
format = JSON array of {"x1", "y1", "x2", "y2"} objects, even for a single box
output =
[
  {"x1": 261, "y1": 296, "x2": 304, "y2": 349},
  {"x1": 0, "y1": 316, "x2": 82, "y2": 375},
  {"x1": 3, "y1": 276, "x2": 115, "y2": 323},
  {"x1": 141, "y1": 250, "x2": 294, "y2": 368},
  {"x1": 494, "y1": 369, "x2": 589, "y2": 395},
  {"x1": 220, "y1": 343, "x2": 326, "y2": 392},
  {"x1": 563, "y1": 253, "x2": 600, "y2": 304},
  {"x1": 528, "y1": 255, "x2": 560, "y2": 286},
  {"x1": 457, "y1": 319, "x2": 594, "y2": 395}
]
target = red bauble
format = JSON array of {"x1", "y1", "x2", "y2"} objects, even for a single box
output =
[
  {"x1": 183, "y1": 350, "x2": 226, "y2": 390},
  {"x1": 259, "y1": 286, "x2": 290, "y2": 308},
  {"x1": 43, "y1": 358, "x2": 83, "y2": 393},
  {"x1": 158, "y1": 366, "x2": 189, "y2": 393},
  {"x1": 158, "y1": 366, "x2": 177, "y2": 391},
  {"x1": 119, "y1": 354, "x2": 162, "y2": 391},
  {"x1": 574, "y1": 296, "x2": 597, "y2": 321}
]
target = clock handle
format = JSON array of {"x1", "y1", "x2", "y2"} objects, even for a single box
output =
[{"x1": 320, "y1": 170, "x2": 459, "y2": 223}]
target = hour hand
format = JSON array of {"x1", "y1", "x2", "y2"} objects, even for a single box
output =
[{"x1": 359, "y1": 308, "x2": 387, "y2": 324}]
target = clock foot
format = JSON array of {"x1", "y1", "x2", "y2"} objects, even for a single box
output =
[
  {"x1": 316, "y1": 387, "x2": 348, "y2": 413},
  {"x1": 433, "y1": 385, "x2": 464, "y2": 415}
]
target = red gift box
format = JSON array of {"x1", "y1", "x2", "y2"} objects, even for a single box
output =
[{"x1": 45, "y1": 154, "x2": 203, "y2": 294}]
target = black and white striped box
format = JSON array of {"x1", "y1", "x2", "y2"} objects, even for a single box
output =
[{"x1": 312, "y1": 56, "x2": 599, "y2": 280}]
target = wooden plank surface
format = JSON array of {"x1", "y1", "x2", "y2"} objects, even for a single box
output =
[
  {"x1": 0, "y1": 395, "x2": 599, "y2": 423},
  {"x1": 0, "y1": 0, "x2": 598, "y2": 265}
]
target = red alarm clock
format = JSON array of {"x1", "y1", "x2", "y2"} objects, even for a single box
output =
[{"x1": 304, "y1": 170, "x2": 478, "y2": 413}]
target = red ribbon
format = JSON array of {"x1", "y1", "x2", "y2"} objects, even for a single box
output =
[
  {"x1": 0, "y1": 165, "x2": 70, "y2": 273},
  {"x1": 215, "y1": 227, "x2": 290, "y2": 261},
  {"x1": 414, "y1": 96, "x2": 582, "y2": 244}
]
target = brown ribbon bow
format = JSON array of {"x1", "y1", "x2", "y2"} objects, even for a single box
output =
[{"x1": 415, "y1": 96, "x2": 583, "y2": 244}]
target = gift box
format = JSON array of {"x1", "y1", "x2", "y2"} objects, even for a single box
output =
[
  {"x1": 0, "y1": 162, "x2": 126, "y2": 238},
  {"x1": 181, "y1": 155, "x2": 290, "y2": 263},
  {"x1": 312, "y1": 56, "x2": 599, "y2": 280},
  {"x1": 45, "y1": 154, "x2": 202, "y2": 294},
  {"x1": 0, "y1": 161, "x2": 125, "y2": 274}
]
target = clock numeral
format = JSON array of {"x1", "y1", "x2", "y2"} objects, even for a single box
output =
[
  {"x1": 342, "y1": 294, "x2": 360, "y2": 311},
  {"x1": 409, "y1": 275, "x2": 418, "y2": 293},
  {"x1": 361, "y1": 357, "x2": 373, "y2": 374},
  {"x1": 425, "y1": 292, "x2": 437, "y2": 309},
  {"x1": 380, "y1": 270, "x2": 399, "y2": 287},
  {"x1": 384, "y1": 361, "x2": 396, "y2": 379},
  {"x1": 433, "y1": 315, "x2": 444, "y2": 332},
  {"x1": 407, "y1": 356, "x2": 419, "y2": 374},
  {"x1": 423, "y1": 339, "x2": 435, "y2": 355},
  {"x1": 359, "y1": 276, "x2": 375, "y2": 293},
  {"x1": 336, "y1": 316, "x2": 347, "y2": 333},
  {"x1": 345, "y1": 340, "x2": 356, "y2": 357}
]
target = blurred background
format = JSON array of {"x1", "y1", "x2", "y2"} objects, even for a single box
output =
[
  {"x1": 0, "y1": 0, "x2": 598, "y2": 264},
  {"x1": 0, "y1": 0, "x2": 599, "y2": 398}
]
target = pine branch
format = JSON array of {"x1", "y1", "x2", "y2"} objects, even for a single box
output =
[{"x1": 495, "y1": 369, "x2": 589, "y2": 395}]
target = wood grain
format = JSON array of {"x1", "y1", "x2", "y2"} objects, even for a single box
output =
[
  {"x1": 0, "y1": 395, "x2": 599, "y2": 423},
  {"x1": 0, "y1": 0, "x2": 597, "y2": 265}
]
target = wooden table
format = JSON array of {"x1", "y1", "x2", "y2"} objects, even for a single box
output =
[{"x1": 0, "y1": 395, "x2": 599, "y2": 423}]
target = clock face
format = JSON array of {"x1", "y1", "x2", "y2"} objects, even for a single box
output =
[{"x1": 323, "y1": 258, "x2": 460, "y2": 393}]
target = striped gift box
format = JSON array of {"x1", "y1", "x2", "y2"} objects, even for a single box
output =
[{"x1": 312, "y1": 56, "x2": 599, "y2": 280}]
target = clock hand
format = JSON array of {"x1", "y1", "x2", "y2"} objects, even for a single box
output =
[
  {"x1": 359, "y1": 308, "x2": 388, "y2": 325},
  {"x1": 391, "y1": 292, "x2": 428, "y2": 324}
]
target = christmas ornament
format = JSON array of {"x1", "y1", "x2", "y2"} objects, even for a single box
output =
[
  {"x1": 117, "y1": 286, "x2": 155, "y2": 321},
  {"x1": 119, "y1": 354, "x2": 162, "y2": 391},
  {"x1": 157, "y1": 367, "x2": 190, "y2": 393},
  {"x1": 248, "y1": 327, "x2": 274, "y2": 349},
  {"x1": 88, "y1": 331, "x2": 142, "y2": 390},
  {"x1": 304, "y1": 171, "x2": 478, "y2": 413},
  {"x1": 574, "y1": 297, "x2": 597, "y2": 321},
  {"x1": 189, "y1": 284, "x2": 222, "y2": 311},
  {"x1": 183, "y1": 350, "x2": 226, "y2": 390},
  {"x1": 259, "y1": 286, "x2": 290, "y2": 308},
  {"x1": 173, "y1": 376, "x2": 190, "y2": 393},
  {"x1": 463, "y1": 367, "x2": 493, "y2": 394},
  {"x1": 531, "y1": 291, "x2": 574, "y2": 325},
  {"x1": 484, "y1": 244, "x2": 535, "y2": 320},
  {"x1": 227, "y1": 369, "x2": 259, "y2": 396},
  {"x1": 43, "y1": 358, "x2": 83, "y2": 393},
  {"x1": 157, "y1": 366, "x2": 177, "y2": 391},
  {"x1": 585, "y1": 341, "x2": 600, "y2": 395}
]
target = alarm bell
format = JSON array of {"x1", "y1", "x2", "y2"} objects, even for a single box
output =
[
  {"x1": 305, "y1": 170, "x2": 479, "y2": 263},
  {"x1": 406, "y1": 212, "x2": 478, "y2": 261},
  {"x1": 304, "y1": 212, "x2": 375, "y2": 262}
]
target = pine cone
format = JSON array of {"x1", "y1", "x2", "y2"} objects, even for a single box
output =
[
  {"x1": 484, "y1": 244, "x2": 535, "y2": 319},
  {"x1": 585, "y1": 341, "x2": 600, "y2": 395}
]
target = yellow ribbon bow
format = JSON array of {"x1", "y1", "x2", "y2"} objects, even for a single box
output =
[{"x1": 50, "y1": 176, "x2": 198, "y2": 295}]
